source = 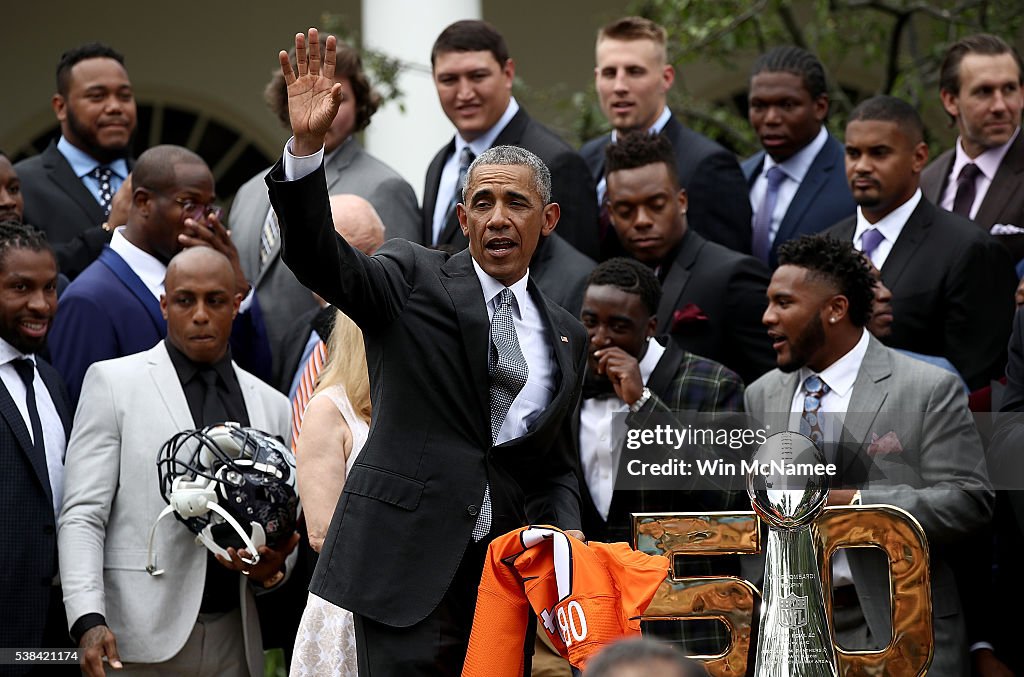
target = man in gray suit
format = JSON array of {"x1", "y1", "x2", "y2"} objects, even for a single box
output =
[
  {"x1": 746, "y1": 235, "x2": 992, "y2": 676},
  {"x1": 230, "y1": 36, "x2": 418, "y2": 375},
  {"x1": 58, "y1": 247, "x2": 293, "y2": 677}
]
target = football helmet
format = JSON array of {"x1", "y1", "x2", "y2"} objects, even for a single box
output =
[{"x1": 146, "y1": 422, "x2": 299, "y2": 576}]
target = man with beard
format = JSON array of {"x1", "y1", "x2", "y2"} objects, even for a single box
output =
[
  {"x1": 746, "y1": 234, "x2": 991, "y2": 676},
  {"x1": 0, "y1": 223, "x2": 76, "y2": 675},
  {"x1": 16, "y1": 43, "x2": 137, "y2": 279},
  {"x1": 0, "y1": 153, "x2": 25, "y2": 224},
  {"x1": 825, "y1": 95, "x2": 1016, "y2": 391}
]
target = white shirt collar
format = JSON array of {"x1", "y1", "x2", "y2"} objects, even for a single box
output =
[
  {"x1": 109, "y1": 227, "x2": 168, "y2": 298},
  {"x1": 471, "y1": 258, "x2": 530, "y2": 318},
  {"x1": 854, "y1": 188, "x2": 922, "y2": 244},
  {"x1": 798, "y1": 328, "x2": 870, "y2": 399},
  {"x1": 951, "y1": 126, "x2": 1020, "y2": 182},
  {"x1": 638, "y1": 338, "x2": 666, "y2": 384},
  {"x1": 56, "y1": 135, "x2": 128, "y2": 180},
  {"x1": 0, "y1": 337, "x2": 34, "y2": 366},
  {"x1": 611, "y1": 105, "x2": 672, "y2": 143},
  {"x1": 762, "y1": 126, "x2": 828, "y2": 183},
  {"x1": 455, "y1": 97, "x2": 521, "y2": 158}
]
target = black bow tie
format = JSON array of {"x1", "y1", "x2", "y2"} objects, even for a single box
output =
[{"x1": 582, "y1": 375, "x2": 618, "y2": 401}]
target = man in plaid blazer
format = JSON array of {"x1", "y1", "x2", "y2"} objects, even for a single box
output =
[{"x1": 574, "y1": 257, "x2": 744, "y2": 655}]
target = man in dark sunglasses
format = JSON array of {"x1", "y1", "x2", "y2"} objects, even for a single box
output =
[{"x1": 47, "y1": 144, "x2": 271, "y2": 404}]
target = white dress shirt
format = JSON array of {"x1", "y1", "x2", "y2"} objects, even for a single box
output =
[
  {"x1": 749, "y1": 126, "x2": 829, "y2": 243},
  {"x1": 579, "y1": 338, "x2": 665, "y2": 519},
  {"x1": 788, "y1": 329, "x2": 870, "y2": 586},
  {"x1": 939, "y1": 128, "x2": 1019, "y2": 221},
  {"x1": 431, "y1": 98, "x2": 521, "y2": 244},
  {"x1": 0, "y1": 339, "x2": 66, "y2": 515},
  {"x1": 852, "y1": 189, "x2": 922, "y2": 269}
]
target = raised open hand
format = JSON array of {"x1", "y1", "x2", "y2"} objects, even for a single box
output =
[{"x1": 279, "y1": 28, "x2": 343, "y2": 156}]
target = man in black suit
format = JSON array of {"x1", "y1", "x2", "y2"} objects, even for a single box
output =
[
  {"x1": 422, "y1": 19, "x2": 598, "y2": 261},
  {"x1": 15, "y1": 43, "x2": 136, "y2": 280},
  {"x1": 826, "y1": 95, "x2": 1016, "y2": 392},
  {"x1": 605, "y1": 130, "x2": 775, "y2": 386},
  {"x1": 0, "y1": 223, "x2": 74, "y2": 675},
  {"x1": 921, "y1": 34, "x2": 1024, "y2": 261},
  {"x1": 742, "y1": 46, "x2": 856, "y2": 268},
  {"x1": 268, "y1": 30, "x2": 586, "y2": 675},
  {"x1": 581, "y1": 16, "x2": 751, "y2": 258}
]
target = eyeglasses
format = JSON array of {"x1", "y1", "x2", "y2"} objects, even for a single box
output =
[{"x1": 172, "y1": 197, "x2": 223, "y2": 223}]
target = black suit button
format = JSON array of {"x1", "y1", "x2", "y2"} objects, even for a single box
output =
[
  {"x1": 43, "y1": 524, "x2": 55, "y2": 535},
  {"x1": 466, "y1": 505, "x2": 479, "y2": 517}
]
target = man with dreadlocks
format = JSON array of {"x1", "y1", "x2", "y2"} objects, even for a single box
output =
[
  {"x1": 0, "y1": 222, "x2": 77, "y2": 674},
  {"x1": 741, "y1": 45, "x2": 856, "y2": 268}
]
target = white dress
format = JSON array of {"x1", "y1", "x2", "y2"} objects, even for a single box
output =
[{"x1": 290, "y1": 385, "x2": 369, "y2": 677}]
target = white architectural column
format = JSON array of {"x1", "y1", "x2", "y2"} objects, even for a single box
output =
[{"x1": 362, "y1": 0, "x2": 481, "y2": 204}]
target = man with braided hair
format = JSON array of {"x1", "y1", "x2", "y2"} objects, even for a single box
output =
[
  {"x1": 742, "y1": 46, "x2": 855, "y2": 268},
  {"x1": 0, "y1": 222, "x2": 76, "y2": 674}
]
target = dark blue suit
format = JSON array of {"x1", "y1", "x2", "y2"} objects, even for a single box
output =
[
  {"x1": 48, "y1": 247, "x2": 272, "y2": 405},
  {"x1": 741, "y1": 133, "x2": 855, "y2": 268},
  {"x1": 0, "y1": 358, "x2": 72, "y2": 670}
]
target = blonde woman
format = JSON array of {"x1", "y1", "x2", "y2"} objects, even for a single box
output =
[{"x1": 291, "y1": 311, "x2": 369, "y2": 677}]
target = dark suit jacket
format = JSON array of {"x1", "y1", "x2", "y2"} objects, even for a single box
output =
[
  {"x1": 530, "y1": 233, "x2": 596, "y2": 316},
  {"x1": 654, "y1": 230, "x2": 776, "y2": 386},
  {"x1": 14, "y1": 141, "x2": 121, "y2": 280},
  {"x1": 580, "y1": 112, "x2": 752, "y2": 255},
  {"x1": 421, "y1": 106, "x2": 599, "y2": 259},
  {"x1": 48, "y1": 247, "x2": 272, "y2": 405},
  {"x1": 741, "y1": 133, "x2": 856, "y2": 268},
  {"x1": 268, "y1": 161, "x2": 587, "y2": 627},
  {"x1": 826, "y1": 198, "x2": 1016, "y2": 391},
  {"x1": 576, "y1": 338, "x2": 744, "y2": 543},
  {"x1": 921, "y1": 132, "x2": 1024, "y2": 259},
  {"x1": 0, "y1": 358, "x2": 72, "y2": 651}
]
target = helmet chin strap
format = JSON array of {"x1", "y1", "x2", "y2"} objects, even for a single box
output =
[{"x1": 146, "y1": 477, "x2": 266, "y2": 576}]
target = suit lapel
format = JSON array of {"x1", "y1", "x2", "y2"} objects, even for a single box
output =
[
  {"x1": 843, "y1": 335, "x2": 890, "y2": 445},
  {"x1": 439, "y1": 252, "x2": 490, "y2": 440},
  {"x1": 325, "y1": 137, "x2": 360, "y2": 192},
  {"x1": 148, "y1": 343, "x2": 196, "y2": 430},
  {"x1": 775, "y1": 138, "x2": 839, "y2": 244},
  {"x1": 921, "y1": 150, "x2": 953, "y2": 203},
  {"x1": 236, "y1": 365, "x2": 265, "y2": 429},
  {"x1": 425, "y1": 141, "x2": 455, "y2": 244},
  {"x1": 37, "y1": 361, "x2": 72, "y2": 442},
  {"x1": 655, "y1": 232, "x2": 701, "y2": 332},
  {"x1": 0, "y1": 372, "x2": 50, "y2": 504},
  {"x1": 98, "y1": 248, "x2": 167, "y2": 334},
  {"x1": 976, "y1": 133, "x2": 1024, "y2": 227},
  {"x1": 878, "y1": 200, "x2": 932, "y2": 291},
  {"x1": 42, "y1": 143, "x2": 105, "y2": 224},
  {"x1": 246, "y1": 192, "x2": 273, "y2": 287},
  {"x1": 645, "y1": 337, "x2": 682, "y2": 397}
]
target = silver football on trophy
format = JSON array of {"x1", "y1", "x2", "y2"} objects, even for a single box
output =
[{"x1": 747, "y1": 431, "x2": 829, "y2": 529}]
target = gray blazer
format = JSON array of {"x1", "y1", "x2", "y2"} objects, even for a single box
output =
[
  {"x1": 230, "y1": 137, "x2": 420, "y2": 366},
  {"x1": 58, "y1": 342, "x2": 291, "y2": 675},
  {"x1": 744, "y1": 334, "x2": 992, "y2": 676}
]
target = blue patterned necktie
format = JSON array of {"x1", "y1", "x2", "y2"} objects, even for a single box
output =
[
  {"x1": 91, "y1": 165, "x2": 115, "y2": 217},
  {"x1": 472, "y1": 288, "x2": 529, "y2": 541},
  {"x1": 800, "y1": 374, "x2": 830, "y2": 448}
]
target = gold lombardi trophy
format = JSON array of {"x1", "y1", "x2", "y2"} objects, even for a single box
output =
[{"x1": 747, "y1": 431, "x2": 837, "y2": 676}]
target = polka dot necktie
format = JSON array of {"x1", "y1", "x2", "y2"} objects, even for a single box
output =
[
  {"x1": 472, "y1": 288, "x2": 529, "y2": 541},
  {"x1": 800, "y1": 374, "x2": 830, "y2": 448},
  {"x1": 91, "y1": 165, "x2": 115, "y2": 217}
]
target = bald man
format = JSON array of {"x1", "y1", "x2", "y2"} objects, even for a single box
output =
[
  {"x1": 330, "y1": 193, "x2": 386, "y2": 255},
  {"x1": 59, "y1": 246, "x2": 293, "y2": 677},
  {"x1": 47, "y1": 144, "x2": 271, "y2": 404}
]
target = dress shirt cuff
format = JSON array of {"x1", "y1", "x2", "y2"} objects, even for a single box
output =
[
  {"x1": 238, "y1": 286, "x2": 255, "y2": 314},
  {"x1": 283, "y1": 137, "x2": 325, "y2": 182},
  {"x1": 70, "y1": 613, "x2": 107, "y2": 645},
  {"x1": 970, "y1": 641, "x2": 995, "y2": 653}
]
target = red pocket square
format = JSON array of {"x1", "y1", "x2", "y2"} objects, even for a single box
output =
[
  {"x1": 867, "y1": 431, "x2": 903, "y2": 456},
  {"x1": 671, "y1": 304, "x2": 709, "y2": 332}
]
